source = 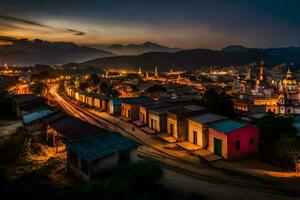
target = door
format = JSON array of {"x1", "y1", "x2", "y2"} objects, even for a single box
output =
[
  {"x1": 214, "y1": 137, "x2": 222, "y2": 156},
  {"x1": 193, "y1": 131, "x2": 198, "y2": 145},
  {"x1": 170, "y1": 124, "x2": 174, "y2": 136}
]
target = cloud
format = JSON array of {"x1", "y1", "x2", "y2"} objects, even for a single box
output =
[
  {"x1": 0, "y1": 35, "x2": 19, "y2": 42},
  {"x1": 0, "y1": 14, "x2": 86, "y2": 37},
  {"x1": 0, "y1": 14, "x2": 50, "y2": 28},
  {"x1": 67, "y1": 29, "x2": 85, "y2": 36}
]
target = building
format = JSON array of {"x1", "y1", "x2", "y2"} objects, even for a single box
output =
[
  {"x1": 46, "y1": 115, "x2": 102, "y2": 149},
  {"x1": 13, "y1": 94, "x2": 44, "y2": 117},
  {"x1": 22, "y1": 108, "x2": 57, "y2": 137},
  {"x1": 207, "y1": 119, "x2": 258, "y2": 160},
  {"x1": 121, "y1": 97, "x2": 153, "y2": 121},
  {"x1": 166, "y1": 105, "x2": 206, "y2": 141},
  {"x1": 278, "y1": 69, "x2": 298, "y2": 93},
  {"x1": 148, "y1": 106, "x2": 182, "y2": 133},
  {"x1": 187, "y1": 113, "x2": 227, "y2": 148},
  {"x1": 66, "y1": 132, "x2": 139, "y2": 181},
  {"x1": 138, "y1": 102, "x2": 170, "y2": 126}
]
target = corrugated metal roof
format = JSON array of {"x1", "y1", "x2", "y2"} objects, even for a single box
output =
[
  {"x1": 67, "y1": 132, "x2": 139, "y2": 162},
  {"x1": 208, "y1": 119, "x2": 246, "y2": 133},
  {"x1": 22, "y1": 109, "x2": 55, "y2": 124},
  {"x1": 189, "y1": 113, "x2": 227, "y2": 124}
]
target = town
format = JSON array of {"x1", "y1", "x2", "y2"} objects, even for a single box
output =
[
  {"x1": 0, "y1": 1, "x2": 300, "y2": 200},
  {"x1": 0, "y1": 60, "x2": 299, "y2": 199}
]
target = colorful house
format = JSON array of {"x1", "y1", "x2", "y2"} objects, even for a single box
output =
[
  {"x1": 207, "y1": 119, "x2": 258, "y2": 160},
  {"x1": 187, "y1": 113, "x2": 227, "y2": 148},
  {"x1": 66, "y1": 132, "x2": 139, "y2": 181}
]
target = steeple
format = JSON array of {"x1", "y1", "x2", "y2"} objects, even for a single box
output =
[
  {"x1": 259, "y1": 60, "x2": 266, "y2": 81},
  {"x1": 138, "y1": 67, "x2": 142, "y2": 75},
  {"x1": 245, "y1": 67, "x2": 251, "y2": 81},
  {"x1": 154, "y1": 66, "x2": 158, "y2": 77},
  {"x1": 286, "y1": 68, "x2": 292, "y2": 79}
]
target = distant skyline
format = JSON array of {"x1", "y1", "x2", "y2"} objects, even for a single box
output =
[{"x1": 1, "y1": 0, "x2": 300, "y2": 49}]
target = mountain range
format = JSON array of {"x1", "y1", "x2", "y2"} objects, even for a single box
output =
[
  {"x1": 66, "y1": 45, "x2": 300, "y2": 71},
  {"x1": 0, "y1": 39, "x2": 114, "y2": 66},
  {"x1": 2, "y1": 38, "x2": 300, "y2": 69},
  {"x1": 102, "y1": 41, "x2": 181, "y2": 55}
]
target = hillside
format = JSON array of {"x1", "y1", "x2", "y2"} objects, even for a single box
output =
[
  {"x1": 0, "y1": 39, "x2": 114, "y2": 66},
  {"x1": 69, "y1": 48, "x2": 270, "y2": 71}
]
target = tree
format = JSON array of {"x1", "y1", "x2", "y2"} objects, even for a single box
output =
[
  {"x1": 202, "y1": 88, "x2": 235, "y2": 117},
  {"x1": 258, "y1": 114, "x2": 297, "y2": 143},
  {"x1": 258, "y1": 114, "x2": 299, "y2": 168},
  {"x1": 78, "y1": 81, "x2": 89, "y2": 91},
  {"x1": 87, "y1": 73, "x2": 100, "y2": 85}
]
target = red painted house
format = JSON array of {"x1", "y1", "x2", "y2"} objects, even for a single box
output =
[{"x1": 207, "y1": 119, "x2": 258, "y2": 160}]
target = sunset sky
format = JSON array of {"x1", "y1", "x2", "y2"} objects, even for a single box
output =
[{"x1": 1, "y1": 0, "x2": 300, "y2": 49}]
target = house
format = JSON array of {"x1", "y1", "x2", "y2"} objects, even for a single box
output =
[
  {"x1": 108, "y1": 97, "x2": 134, "y2": 116},
  {"x1": 101, "y1": 97, "x2": 109, "y2": 111},
  {"x1": 46, "y1": 115, "x2": 103, "y2": 149},
  {"x1": 84, "y1": 93, "x2": 95, "y2": 107},
  {"x1": 148, "y1": 106, "x2": 182, "y2": 133},
  {"x1": 166, "y1": 105, "x2": 206, "y2": 141},
  {"x1": 207, "y1": 119, "x2": 258, "y2": 160},
  {"x1": 120, "y1": 97, "x2": 153, "y2": 121},
  {"x1": 22, "y1": 108, "x2": 57, "y2": 137},
  {"x1": 94, "y1": 96, "x2": 101, "y2": 109},
  {"x1": 66, "y1": 132, "x2": 139, "y2": 181},
  {"x1": 187, "y1": 113, "x2": 227, "y2": 148},
  {"x1": 13, "y1": 94, "x2": 44, "y2": 117},
  {"x1": 138, "y1": 102, "x2": 170, "y2": 126}
]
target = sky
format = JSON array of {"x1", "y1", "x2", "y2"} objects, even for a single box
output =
[{"x1": 0, "y1": 0, "x2": 300, "y2": 49}]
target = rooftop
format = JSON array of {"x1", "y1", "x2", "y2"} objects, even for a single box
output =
[
  {"x1": 208, "y1": 119, "x2": 246, "y2": 133},
  {"x1": 49, "y1": 116, "x2": 105, "y2": 140},
  {"x1": 67, "y1": 132, "x2": 139, "y2": 162},
  {"x1": 22, "y1": 109, "x2": 56, "y2": 124},
  {"x1": 188, "y1": 113, "x2": 227, "y2": 124}
]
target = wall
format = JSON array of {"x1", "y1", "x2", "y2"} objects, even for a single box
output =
[
  {"x1": 188, "y1": 120, "x2": 206, "y2": 148},
  {"x1": 227, "y1": 125, "x2": 258, "y2": 160},
  {"x1": 207, "y1": 128, "x2": 228, "y2": 159},
  {"x1": 167, "y1": 117, "x2": 178, "y2": 138}
]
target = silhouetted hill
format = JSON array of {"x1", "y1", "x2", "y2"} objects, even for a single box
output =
[
  {"x1": 222, "y1": 45, "x2": 300, "y2": 64},
  {"x1": 104, "y1": 41, "x2": 181, "y2": 55},
  {"x1": 69, "y1": 48, "x2": 270, "y2": 71},
  {"x1": 0, "y1": 39, "x2": 114, "y2": 66}
]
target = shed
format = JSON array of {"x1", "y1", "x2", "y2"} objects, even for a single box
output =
[{"x1": 66, "y1": 132, "x2": 139, "y2": 181}]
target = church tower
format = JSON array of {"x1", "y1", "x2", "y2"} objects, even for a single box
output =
[
  {"x1": 154, "y1": 66, "x2": 158, "y2": 77},
  {"x1": 138, "y1": 67, "x2": 142, "y2": 75},
  {"x1": 245, "y1": 67, "x2": 252, "y2": 81},
  {"x1": 259, "y1": 61, "x2": 266, "y2": 81}
]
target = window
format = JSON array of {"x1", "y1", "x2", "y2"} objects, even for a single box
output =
[
  {"x1": 81, "y1": 158, "x2": 89, "y2": 175},
  {"x1": 249, "y1": 137, "x2": 254, "y2": 145},
  {"x1": 235, "y1": 141, "x2": 240, "y2": 151},
  {"x1": 70, "y1": 151, "x2": 78, "y2": 167}
]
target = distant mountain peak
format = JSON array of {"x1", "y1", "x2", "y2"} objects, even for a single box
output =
[
  {"x1": 106, "y1": 41, "x2": 181, "y2": 55},
  {"x1": 221, "y1": 45, "x2": 249, "y2": 52}
]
